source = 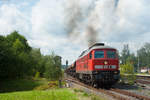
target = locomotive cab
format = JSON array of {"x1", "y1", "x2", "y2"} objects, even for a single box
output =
[
  {"x1": 75, "y1": 43, "x2": 120, "y2": 87},
  {"x1": 92, "y1": 49, "x2": 120, "y2": 84},
  {"x1": 93, "y1": 49, "x2": 119, "y2": 70}
]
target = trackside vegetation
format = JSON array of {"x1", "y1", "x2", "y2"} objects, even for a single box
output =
[
  {"x1": 120, "y1": 43, "x2": 150, "y2": 83},
  {"x1": 0, "y1": 31, "x2": 62, "y2": 80},
  {"x1": 0, "y1": 89, "x2": 78, "y2": 100},
  {"x1": 0, "y1": 88, "x2": 105, "y2": 100},
  {"x1": 0, "y1": 79, "x2": 105, "y2": 100},
  {"x1": 120, "y1": 43, "x2": 150, "y2": 73},
  {"x1": 120, "y1": 62, "x2": 136, "y2": 85}
]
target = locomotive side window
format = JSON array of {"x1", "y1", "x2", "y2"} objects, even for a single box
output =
[
  {"x1": 107, "y1": 51, "x2": 116, "y2": 58},
  {"x1": 94, "y1": 51, "x2": 104, "y2": 58},
  {"x1": 89, "y1": 52, "x2": 92, "y2": 59}
]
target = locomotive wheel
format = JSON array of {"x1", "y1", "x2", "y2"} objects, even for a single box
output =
[
  {"x1": 104, "y1": 84, "x2": 111, "y2": 89},
  {"x1": 92, "y1": 81, "x2": 99, "y2": 88}
]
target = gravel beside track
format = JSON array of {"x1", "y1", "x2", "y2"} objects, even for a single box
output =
[
  {"x1": 64, "y1": 73, "x2": 150, "y2": 100},
  {"x1": 136, "y1": 75, "x2": 150, "y2": 81},
  {"x1": 68, "y1": 80, "x2": 115, "y2": 100},
  {"x1": 64, "y1": 75, "x2": 150, "y2": 100},
  {"x1": 65, "y1": 78, "x2": 128, "y2": 100},
  {"x1": 111, "y1": 88, "x2": 150, "y2": 100},
  {"x1": 136, "y1": 79, "x2": 150, "y2": 84}
]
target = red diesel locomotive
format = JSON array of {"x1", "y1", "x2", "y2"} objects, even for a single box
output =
[{"x1": 65, "y1": 43, "x2": 120, "y2": 87}]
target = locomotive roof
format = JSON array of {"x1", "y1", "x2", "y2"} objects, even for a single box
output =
[{"x1": 78, "y1": 43, "x2": 116, "y2": 58}]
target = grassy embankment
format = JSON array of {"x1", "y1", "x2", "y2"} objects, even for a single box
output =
[
  {"x1": 0, "y1": 89, "x2": 77, "y2": 100},
  {"x1": 0, "y1": 79, "x2": 105, "y2": 100}
]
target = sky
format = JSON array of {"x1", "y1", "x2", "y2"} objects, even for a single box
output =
[{"x1": 0, "y1": 0, "x2": 150, "y2": 65}]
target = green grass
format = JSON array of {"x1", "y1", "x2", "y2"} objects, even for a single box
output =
[
  {"x1": 0, "y1": 79, "x2": 78, "y2": 100},
  {"x1": 72, "y1": 88, "x2": 105, "y2": 100},
  {"x1": 91, "y1": 95, "x2": 105, "y2": 100},
  {"x1": 74, "y1": 88, "x2": 83, "y2": 93},
  {"x1": 0, "y1": 89, "x2": 78, "y2": 100},
  {"x1": 82, "y1": 92, "x2": 89, "y2": 97},
  {"x1": 0, "y1": 79, "x2": 105, "y2": 100},
  {"x1": 135, "y1": 73, "x2": 150, "y2": 75},
  {"x1": 0, "y1": 79, "x2": 47, "y2": 93}
]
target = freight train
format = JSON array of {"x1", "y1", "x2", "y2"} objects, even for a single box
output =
[{"x1": 65, "y1": 43, "x2": 120, "y2": 88}]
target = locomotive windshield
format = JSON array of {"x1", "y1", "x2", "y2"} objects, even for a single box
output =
[
  {"x1": 94, "y1": 51, "x2": 104, "y2": 58},
  {"x1": 107, "y1": 51, "x2": 116, "y2": 58}
]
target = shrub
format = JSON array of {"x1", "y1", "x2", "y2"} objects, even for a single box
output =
[
  {"x1": 73, "y1": 89, "x2": 83, "y2": 93},
  {"x1": 34, "y1": 81, "x2": 58, "y2": 90},
  {"x1": 82, "y1": 92, "x2": 89, "y2": 97},
  {"x1": 91, "y1": 95, "x2": 105, "y2": 100},
  {"x1": 120, "y1": 62, "x2": 136, "y2": 85},
  {"x1": 34, "y1": 72, "x2": 40, "y2": 80}
]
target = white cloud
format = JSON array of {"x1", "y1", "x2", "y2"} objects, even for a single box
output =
[
  {"x1": 0, "y1": 4, "x2": 30, "y2": 36},
  {"x1": 30, "y1": 0, "x2": 83, "y2": 64},
  {"x1": 107, "y1": 0, "x2": 150, "y2": 41},
  {"x1": 0, "y1": 0, "x2": 150, "y2": 64}
]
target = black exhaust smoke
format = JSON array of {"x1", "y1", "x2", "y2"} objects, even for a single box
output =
[{"x1": 64, "y1": 0, "x2": 119, "y2": 47}]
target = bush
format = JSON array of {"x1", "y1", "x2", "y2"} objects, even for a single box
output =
[
  {"x1": 34, "y1": 72, "x2": 40, "y2": 80},
  {"x1": 34, "y1": 81, "x2": 59, "y2": 90},
  {"x1": 91, "y1": 95, "x2": 105, "y2": 100},
  {"x1": 74, "y1": 89, "x2": 83, "y2": 93},
  {"x1": 120, "y1": 62, "x2": 136, "y2": 85},
  {"x1": 34, "y1": 84, "x2": 50, "y2": 90}
]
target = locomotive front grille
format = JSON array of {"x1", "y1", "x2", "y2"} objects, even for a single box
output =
[
  {"x1": 94, "y1": 70, "x2": 120, "y2": 82},
  {"x1": 102, "y1": 71, "x2": 114, "y2": 80}
]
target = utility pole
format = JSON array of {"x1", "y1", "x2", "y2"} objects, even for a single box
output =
[
  {"x1": 138, "y1": 56, "x2": 140, "y2": 73},
  {"x1": 66, "y1": 60, "x2": 68, "y2": 69}
]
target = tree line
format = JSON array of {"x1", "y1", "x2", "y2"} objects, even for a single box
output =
[
  {"x1": 118, "y1": 43, "x2": 150, "y2": 84},
  {"x1": 0, "y1": 31, "x2": 62, "y2": 80},
  {"x1": 120, "y1": 43, "x2": 150, "y2": 72}
]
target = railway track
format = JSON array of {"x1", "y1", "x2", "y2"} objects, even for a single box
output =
[
  {"x1": 135, "y1": 78, "x2": 150, "y2": 90},
  {"x1": 65, "y1": 76, "x2": 150, "y2": 100},
  {"x1": 110, "y1": 89, "x2": 150, "y2": 100},
  {"x1": 136, "y1": 75, "x2": 150, "y2": 81},
  {"x1": 135, "y1": 75, "x2": 150, "y2": 89},
  {"x1": 136, "y1": 79, "x2": 150, "y2": 84}
]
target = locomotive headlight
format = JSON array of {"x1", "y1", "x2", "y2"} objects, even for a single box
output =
[
  {"x1": 111, "y1": 65, "x2": 116, "y2": 69},
  {"x1": 104, "y1": 61, "x2": 108, "y2": 65},
  {"x1": 95, "y1": 65, "x2": 103, "y2": 69}
]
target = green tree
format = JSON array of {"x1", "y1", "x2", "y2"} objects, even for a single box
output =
[
  {"x1": 0, "y1": 36, "x2": 10, "y2": 79},
  {"x1": 121, "y1": 44, "x2": 130, "y2": 64},
  {"x1": 6, "y1": 31, "x2": 31, "y2": 53},
  {"x1": 127, "y1": 53, "x2": 137, "y2": 71},
  {"x1": 0, "y1": 31, "x2": 33, "y2": 79},
  {"x1": 30, "y1": 48, "x2": 45, "y2": 77},
  {"x1": 11, "y1": 36, "x2": 33, "y2": 78},
  {"x1": 137, "y1": 43, "x2": 150, "y2": 68},
  {"x1": 120, "y1": 62, "x2": 136, "y2": 84},
  {"x1": 13, "y1": 39, "x2": 25, "y2": 54},
  {"x1": 44, "y1": 53, "x2": 62, "y2": 80},
  {"x1": 0, "y1": 31, "x2": 62, "y2": 80}
]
